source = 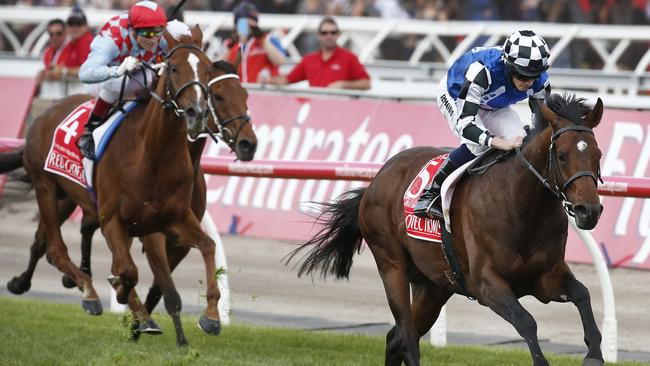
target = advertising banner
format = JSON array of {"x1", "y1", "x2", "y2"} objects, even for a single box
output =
[{"x1": 203, "y1": 91, "x2": 650, "y2": 270}]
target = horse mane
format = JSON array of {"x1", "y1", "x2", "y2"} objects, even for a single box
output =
[
  {"x1": 212, "y1": 60, "x2": 237, "y2": 75},
  {"x1": 525, "y1": 93, "x2": 589, "y2": 144}
]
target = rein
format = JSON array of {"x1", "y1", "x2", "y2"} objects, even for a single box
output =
[{"x1": 515, "y1": 125, "x2": 602, "y2": 216}]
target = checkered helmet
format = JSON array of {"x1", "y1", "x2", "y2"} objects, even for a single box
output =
[{"x1": 502, "y1": 30, "x2": 550, "y2": 78}]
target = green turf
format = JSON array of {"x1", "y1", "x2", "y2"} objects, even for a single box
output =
[{"x1": 0, "y1": 296, "x2": 646, "y2": 366}]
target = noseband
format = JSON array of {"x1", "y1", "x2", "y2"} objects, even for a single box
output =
[
  {"x1": 205, "y1": 73, "x2": 252, "y2": 150},
  {"x1": 516, "y1": 125, "x2": 602, "y2": 216},
  {"x1": 161, "y1": 44, "x2": 211, "y2": 117}
]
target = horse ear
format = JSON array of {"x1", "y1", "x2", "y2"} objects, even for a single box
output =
[
  {"x1": 191, "y1": 24, "x2": 203, "y2": 46},
  {"x1": 586, "y1": 98, "x2": 603, "y2": 129},
  {"x1": 537, "y1": 99, "x2": 562, "y2": 130}
]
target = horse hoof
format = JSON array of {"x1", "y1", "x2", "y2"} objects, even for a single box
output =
[
  {"x1": 139, "y1": 319, "x2": 163, "y2": 335},
  {"x1": 82, "y1": 299, "x2": 103, "y2": 316},
  {"x1": 197, "y1": 314, "x2": 221, "y2": 335},
  {"x1": 61, "y1": 275, "x2": 77, "y2": 289},
  {"x1": 583, "y1": 358, "x2": 604, "y2": 366},
  {"x1": 6, "y1": 277, "x2": 30, "y2": 295},
  {"x1": 177, "y1": 337, "x2": 189, "y2": 347}
]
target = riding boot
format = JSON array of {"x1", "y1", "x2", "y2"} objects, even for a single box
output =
[
  {"x1": 77, "y1": 98, "x2": 110, "y2": 161},
  {"x1": 413, "y1": 158, "x2": 458, "y2": 220}
]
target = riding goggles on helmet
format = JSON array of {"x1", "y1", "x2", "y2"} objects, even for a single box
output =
[{"x1": 136, "y1": 27, "x2": 164, "y2": 38}]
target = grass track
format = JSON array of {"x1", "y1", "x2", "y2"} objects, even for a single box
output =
[{"x1": 0, "y1": 296, "x2": 646, "y2": 366}]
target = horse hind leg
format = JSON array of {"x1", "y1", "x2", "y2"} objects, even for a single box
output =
[
  {"x1": 62, "y1": 207, "x2": 98, "y2": 289},
  {"x1": 144, "y1": 241, "x2": 191, "y2": 315},
  {"x1": 6, "y1": 223, "x2": 47, "y2": 294},
  {"x1": 374, "y1": 258, "x2": 420, "y2": 366},
  {"x1": 33, "y1": 178, "x2": 102, "y2": 315},
  {"x1": 410, "y1": 282, "x2": 452, "y2": 340}
]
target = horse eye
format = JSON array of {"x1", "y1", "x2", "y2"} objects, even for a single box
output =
[
  {"x1": 169, "y1": 64, "x2": 177, "y2": 73},
  {"x1": 212, "y1": 94, "x2": 224, "y2": 102},
  {"x1": 557, "y1": 153, "x2": 567, "y2": 163}
]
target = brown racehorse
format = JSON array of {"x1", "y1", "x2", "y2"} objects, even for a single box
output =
[
  {"x1": 0, "y1": 28, "x2": 253, "y2": 345},
  {"x1": 3, "y1": 60, "x2": 256, "y2": 343},
  {"x1": 289, "y1": 94, "x2": 605, "y2": 366}
]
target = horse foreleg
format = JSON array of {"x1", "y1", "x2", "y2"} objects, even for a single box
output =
[
  {"x1": 536, "y1": 265, "x2": 604, "y2": 366},
  {"x1": 478, "y1": 270, "x2": 548, "y2": 366},
  {"x1": 166, "y1": 211, "x2": 221, "y2": 336},
  {"x1": 141, "y1": 233, "x2": 187, "y2": 346},
  {"x1": 33, "y1": 178, "x2": 102, "y2": 315},
  {"x1": 102, "y1": 216, "x2": 138, "y2": 305},
  {"x1": 144, "y1": 243, "x2": 191, "y2": 315}
]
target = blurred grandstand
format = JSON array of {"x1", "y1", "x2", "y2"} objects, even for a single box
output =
[{"x1": 1, "y1": 4, "x2": 650, "y2": 106}]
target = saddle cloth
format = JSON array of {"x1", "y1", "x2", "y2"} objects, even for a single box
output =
[
  {"x1": 404, "y1": 153, "x2": 479, "y2": 241},
  {"x1": 44, "y1": 99, "x2": 138, "y2": 189}
]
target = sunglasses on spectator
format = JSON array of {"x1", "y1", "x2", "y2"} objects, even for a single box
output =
[
  {"x1": 319, "y1": 30, "x2": 339, "y2": 36},
  {"x1": 511, "y1": 71, "x2": 537, "y2": 82},
  {"x1": 136, "y1": 29, "x2": 164, "y2": 38},
  {"x1": 48, "y1": 31, "x2": 64, "y2": 36}
]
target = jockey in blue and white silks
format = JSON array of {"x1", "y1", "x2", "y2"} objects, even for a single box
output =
[{"x1": 414, "y1": 30, "x2": 552, "y2": 220}]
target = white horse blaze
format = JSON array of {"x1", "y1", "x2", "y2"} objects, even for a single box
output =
[
  {"x1": 577, "y1": 140, "x2": 588, "y2": 152},
  {"x1": 187, "y1": 53, "x2": 203, "y2": 100}
]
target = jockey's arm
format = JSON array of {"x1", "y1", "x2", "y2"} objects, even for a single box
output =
[
  {"x1": 455, "y1": 61, "x2": 495, "y2": 147},
  {"x1": 79, "y1": 35, "x2": 121, "y2": 84}
]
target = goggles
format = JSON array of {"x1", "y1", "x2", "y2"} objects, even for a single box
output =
[
  {"x1": 511, "y1": 70, "x2": 538, "y2": 82},
  {"x1": 136, "y1": 28, "x2": 164, "y2": 38}
]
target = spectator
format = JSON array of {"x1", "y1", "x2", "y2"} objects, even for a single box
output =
[
  {"x1": 39, "y1": 18, "x2": 66, "y2": 82},
  {"x1": 58, "y1": 6, "x2": 93, "y2": 79},
  {"x1": 268, "y1": 17, "x2": 371, "y2": 90},
  {"x1": 220, "y1": 2, "x2": 286, "y2": 83}
]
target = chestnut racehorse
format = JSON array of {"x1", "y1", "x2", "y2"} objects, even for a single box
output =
[
  {"x1": 290, "y1": 94, "x2": 605, "y2": 366},
  {"x1": 0, "y1": 29, "x2": 255, "y2": 345}
]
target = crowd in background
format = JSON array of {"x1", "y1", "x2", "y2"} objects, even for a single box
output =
[
  {"x1": 2, "y1": 0, "x2": 649, "y2": 74},
  {"x1": 7, "y1": 0, "x2": 650, "y2": 25}
]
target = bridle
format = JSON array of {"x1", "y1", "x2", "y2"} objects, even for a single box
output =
[
  {"x1": 516, "y1": 124, "x2": 602, "y2": 216},
  {"x1": 205, "y1": 73, "x2": 252, "y2": 151},
  {"x1": 136, "y1": 43, "x2": 211, "y2": 117}
]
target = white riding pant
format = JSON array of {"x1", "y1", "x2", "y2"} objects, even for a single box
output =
[
  {"x1": 437, "y1": 77, "x2": 526, "y2": 156},
  {"x1": 85, "y1": 68, "x2": 155, "y2": 104}
]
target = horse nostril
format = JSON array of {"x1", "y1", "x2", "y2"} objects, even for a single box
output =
[
  {"x1": 185, "y1": 107, "x2": 197, "y2": 118},
  {"x1": 573, "y1": 205, "x2": 587, "y2": 218},
  {"x1": 238, "y1": 140, "x2": 251, "y2": 152}
]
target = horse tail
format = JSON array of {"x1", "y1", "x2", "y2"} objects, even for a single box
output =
[
  {"x1": 287, "y1": 187, "x2": 366, "y2": 280},
  {"x1": 0, "y1": 147, "x2": 24, "y2": 175}
]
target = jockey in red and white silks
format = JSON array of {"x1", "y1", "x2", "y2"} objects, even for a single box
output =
[{"x1": 77, "y1": 0, "x2": 169, "y2": 160}]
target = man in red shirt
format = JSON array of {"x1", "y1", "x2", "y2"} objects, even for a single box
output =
[
  {"x1": 39, "y1": 18, "x2": 66, "y2": 82},
  {"x1": 268, "y1": 17, "x2": 371, "y2": 90},
  {"x1": 43, "y1": 6, "x2": 93, "y2": 81},
  {"x1": 221, "y1": 2, "x2": 286, "y2": 83}
]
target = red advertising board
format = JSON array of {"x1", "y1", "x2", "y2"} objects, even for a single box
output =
[
  {"x1": 0, "y1": 77, "x2": 36, "y2": 196},
  {"x1": 203, "y1": 91, "x2": 650, "y2": 270}
]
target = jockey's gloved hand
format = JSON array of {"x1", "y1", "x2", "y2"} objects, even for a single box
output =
[{"x1": 116, "y1": 56, "x2": 141, "y2": 76}]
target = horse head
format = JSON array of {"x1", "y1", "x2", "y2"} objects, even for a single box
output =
[
  {"x1": 161, "y1": 25, "x2": 213, "y2": 139},
  {"x1": 206, "y1": 60, "x2": 257, "y2": 161},
  {"x1": 534, "y1": 94, "x2": 604, "y2": 230}
]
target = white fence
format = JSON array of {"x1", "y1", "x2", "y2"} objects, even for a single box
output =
[{"x1": 2, "y1": 6, "x2": 650, "y2": 106}]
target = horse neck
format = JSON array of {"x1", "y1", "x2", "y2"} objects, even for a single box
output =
[
  {"x1": 139, "y1": 95, "x2": 189, "y2": 163},
  {"x1": 507, "y1": 127, "x2": 559, "y2": 212}
]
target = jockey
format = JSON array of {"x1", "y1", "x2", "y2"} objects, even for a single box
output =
[
  {"x1": 77, "y1": 0, "x2": 167, "y2": 160},
  {"x1": 414, "y1": 30, "x2": 551, "y2": 220}
]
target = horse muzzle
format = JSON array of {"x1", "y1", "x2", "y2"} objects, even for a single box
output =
[
  {"x1": 573, "y1": 203, "x2": 603, "y2": 230},
  {"x1": 183, "y1": 103, "x2": 209, "y2": 139},
  {"x1": 235, "y1": 138, "x2": 257, "y2": 162}
]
